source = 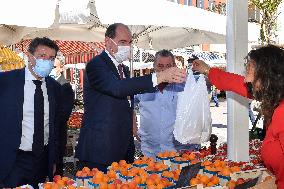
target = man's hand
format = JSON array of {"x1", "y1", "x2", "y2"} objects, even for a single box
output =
[
  {"x1": 192, "y1": 60, "x2": 211, "y2": 75},
  {"x1": 157, "y1": 67, "x2": 187, "y2": 84}
]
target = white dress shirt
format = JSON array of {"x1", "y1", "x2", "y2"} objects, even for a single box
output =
[
  {"x1": 19, "y1": 66, "x2": 49, "y2": 151},
  {"x1": 105, "y1": 50, "x2": 158, "y2": 85}
]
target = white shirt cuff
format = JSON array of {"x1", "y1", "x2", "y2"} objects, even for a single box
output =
[{"x1": 152, "y1": 73, "x2": 158, "y2": 87}]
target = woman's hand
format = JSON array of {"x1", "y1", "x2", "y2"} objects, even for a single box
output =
[{"x1": 192, "y1": 60, "x2": 211, "y2": 75}]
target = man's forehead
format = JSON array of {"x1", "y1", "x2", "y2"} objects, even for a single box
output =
[
  {"x1": 157, "y1": 56, "x2": 173, "y2": 63},
  {"x1": 115, "y1": 26, "x2": 132, "y2": 39},
  {"x1": 34, "y1": 45, "x2": 56, "y2": 55}
]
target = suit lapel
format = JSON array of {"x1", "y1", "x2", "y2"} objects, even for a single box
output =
[
  {"x1": 16, "y1": 69, "x2": 25, "y2": 130},
  {"x1": 100, "y1": 51, "x2": 121, "y2": 80},
  {"x1": 45, "y1": 77, "x2": 55, "y2": 132}
]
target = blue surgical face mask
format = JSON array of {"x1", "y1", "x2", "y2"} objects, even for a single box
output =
[{"x1": 32, "y1": 58, "x2": 55, "y2": 78}]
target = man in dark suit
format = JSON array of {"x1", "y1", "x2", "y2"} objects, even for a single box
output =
[
  {"x1": 75, "y1": 23, "x2": 187, "y2": 172},
  {"x1": 0, "y1": 37, "x2": 62, "y2": 188},
  {"x1": 50, "y1": 58, "x2": 74, "y2": 176}
]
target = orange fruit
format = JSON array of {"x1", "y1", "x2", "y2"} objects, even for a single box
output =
[
  {"x1": 128, "y1": 181, "x2": 138, "y2": 189},
  {"x1": 213, "y1": 160, "x2": 222, "y2": 167},
  {"x1": 190, "y1": 159, "x2": 199, "y2": 164},
  {"x1": 43, "y1": 183, "x2": 52, "y2": 189},
  {"x1": 82, "y1": 167, "x2": 91, "y2": 174},
  {"x1": 108, "y1": 183, "x2": 117, "y2": 189},
  {"x1": 220, "y1": 167, "x2": 231, "y2": 176},
  {"x1": 230, "y1": 166, "x2": 241, "y2": 173},
  {"x1": 133, "y1": 176, "x2": 142, "y2": 184},
  {"x1": 147, "y1": 185, "x2": 157, "y2": 189},
  {"x1": 146, "y1": 178, "x2": 155, "y2": 186},
  {"x1": 119, "y1": 160, "x2": 127, "y2": 166},
  {"x1": 76, "y1": 171, "x2": 83, "y2": 177},
  {"x1": 189, "y1": 178, "x2": 200, "y2": 186},
  {"x1": 207, "y1": 182, "x2": 215, "y2": 187},
  {"x1": 226, "y1": 180, "x2": 237, "y2": 188},
  {"x1": 188, "y1": 153, "x2": 196, "y2": 161},
  {"x1": 107, "y1": 170, "x2": 117, "y2": 179},
  {"x1": 120, "y1": 184, "x2": 129, "y2": 189},
  {"x1": 200, "y1": 175, "x2": 210, "y2": 185},
  {"x1": 100, "y1": 182, "x2": 108, "y2": 189},
  {"x1": 210, "y1": 175, "x2": 220, "y2": 185}
]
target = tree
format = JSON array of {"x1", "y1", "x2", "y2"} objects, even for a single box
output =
[{"x1": 249, "y1": 0, "x2": 283, "y2": 44}]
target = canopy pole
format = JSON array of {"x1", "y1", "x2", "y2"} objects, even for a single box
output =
[
  {"x1": 130, "y1": 45, "x2": 134, "y2": 78},
  {"x1": 226, "y1": 0, "x2": 250, "y2": 162}
]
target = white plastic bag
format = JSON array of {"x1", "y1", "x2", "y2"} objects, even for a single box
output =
[{"x1": 173, "y1": 70, "x2": 212, "y2": 144}]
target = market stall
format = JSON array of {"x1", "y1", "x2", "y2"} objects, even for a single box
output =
[
  {"x1": 0, "y1": 46, "x2": 25, "y2": 71},
  {"x1": 16, "y1": 140, "x2": 275, "y2": 189}
]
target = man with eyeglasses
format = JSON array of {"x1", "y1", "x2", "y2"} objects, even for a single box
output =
[
  {"x1": 133, "y1": 50, "x2": 201, "y2": 158},
  {"x1": 0, "y1": 37, "x2": 62, "y2": 188},
  {"x1": 75, "y1": 23, "x2": 187, "y2": 172}
]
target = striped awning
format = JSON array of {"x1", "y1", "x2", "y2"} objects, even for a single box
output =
[{"x1": 13, "y1": 40, "x2": 105, "y2": 64}]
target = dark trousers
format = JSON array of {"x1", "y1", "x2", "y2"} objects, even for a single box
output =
[{"x1": 2, "y1": 146, "x2": 48, "y2": 189}]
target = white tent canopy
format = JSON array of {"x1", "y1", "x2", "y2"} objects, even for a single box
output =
[
  {"x1": 1, "y1": 0, "x2": 260, "y2": 50},
  {"x1": 96, "y1": 0, "x2": 226, "y2": 35},
  {"x1": 95, "y1": 0, "x2": 260, "y2": 50}
]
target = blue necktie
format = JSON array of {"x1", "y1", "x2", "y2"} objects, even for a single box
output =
[{"x1": 33, "y1": 80, "x2": 44, "y2": 155}]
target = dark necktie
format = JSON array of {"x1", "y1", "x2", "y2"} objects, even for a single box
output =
[
  {"x1": 33, "y1": 80, "x2": 44, "y2": 155},
  {"x1": 157, "y1": 82, "x2": 168, "y2": 93},
  {"x1": 117, "y1": 64, "x2": 124, "y2": 79}
]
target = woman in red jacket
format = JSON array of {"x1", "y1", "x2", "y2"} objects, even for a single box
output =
[{"x1": 192, "y1": 45, "x2": 284, "y2": 188}]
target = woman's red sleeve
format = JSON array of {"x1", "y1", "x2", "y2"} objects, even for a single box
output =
[
  {"x1": 272, "y1": 104, "x2": 284, "y2": 155},
  {"x1": 208, "y1": 68, "x2": 252, "y2": 98}
]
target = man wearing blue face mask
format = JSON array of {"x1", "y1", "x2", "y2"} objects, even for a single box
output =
[{"x1": 0, "y1": 37, "x2": 62, "y2": 188}]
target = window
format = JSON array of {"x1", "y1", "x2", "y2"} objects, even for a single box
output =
[
  {"x1": 208, "y1": 0, "x2": 215, "y2": 10},
  {"x1": 196, "y1": 0, "x2": 204, "y2": 8}
]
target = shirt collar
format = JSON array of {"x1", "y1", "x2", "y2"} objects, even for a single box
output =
[
  {"x1": 105, "y1": 50, "x2": 120, "y2": 67},
  {"x1": 25, "y1": 65, "x2": 45, "y2": 82}
]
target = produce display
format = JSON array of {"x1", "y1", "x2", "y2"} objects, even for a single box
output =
[
  {"x1": 18, "y1": 140, "x2": 273, "y2": 189},
  {"x1": 0, "y1": 46, "x2": 25, "y2": 71},
  {"x1": 67, "y1": 112, "x2": 83, "y2": 129}
]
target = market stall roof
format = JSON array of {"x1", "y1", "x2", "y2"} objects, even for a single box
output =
[
  {"x1": 12, "y1": 39, "x2": 105, "y2": 64},
  {"x1": 14, "y1": 39, "x2": 105, "y2": 56}
]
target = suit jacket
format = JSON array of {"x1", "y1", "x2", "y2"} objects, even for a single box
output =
[
  {"x1": 75, "y1": 51, "x2": 155, "y2": 165},
  {"x1": 56, "y1": 74, "x2": 74, "y2": 161},
  {"x1": 0, "y1": 68, "x2": 62, "y2": 181}
]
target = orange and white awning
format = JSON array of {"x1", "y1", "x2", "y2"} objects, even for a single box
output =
[{"x1": 14, "y1": 40, "x2": 105, "y2": 64}]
